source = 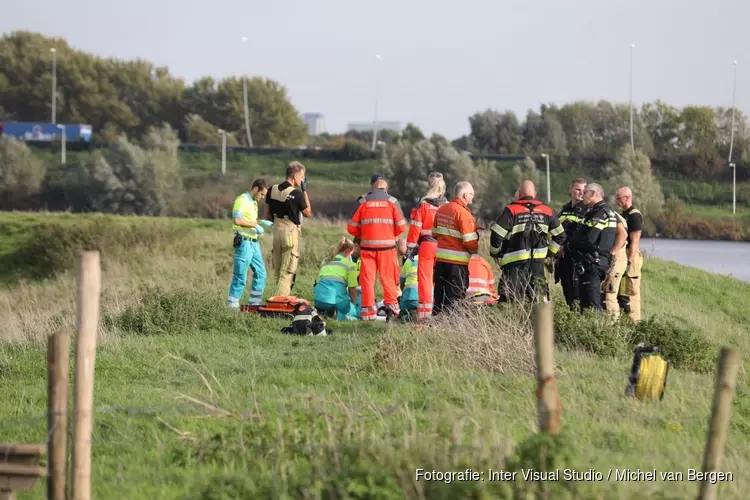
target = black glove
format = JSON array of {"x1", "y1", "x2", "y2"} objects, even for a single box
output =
[
  {"x1": 624, "y1": 261, "x2": 631, "y2": 276},
  {"x1": 300, "y1": 179, "x2": 307, "y2": 192},
  {"x1": 406, "y1": 246, "x2": 418, "y2": 261}
]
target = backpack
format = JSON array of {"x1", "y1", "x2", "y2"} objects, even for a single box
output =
[
  {"x1": 256, "y1": 296, "x2": 310, "y2": 319},
  {"x1": 280, "y1": 303, "x2": 333, "y2": 336}
]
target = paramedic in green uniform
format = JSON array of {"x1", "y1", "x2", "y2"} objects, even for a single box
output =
[
  {"x1": 313, "y1": 237, "x2": 361, "y2": 320},
  {"x1": 227, "y1": 179, "x2": 273, "y2": 310}
]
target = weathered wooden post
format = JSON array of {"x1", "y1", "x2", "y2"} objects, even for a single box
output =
[
  {"x1": 532, "y1": 300, "x2": 561, "y2": 435},
  {"x1": 71, "y1": 251, "x2": 101, "y2": 500},
  {"x1": 0, "y1": 444, "x2": 46, "y2": 500},
  {"x1": 697, "y1": 347, "x2": 740, "y2": 500},
  {"x1": 48, "y1": 331, "x2": 71, "y2": 500}
]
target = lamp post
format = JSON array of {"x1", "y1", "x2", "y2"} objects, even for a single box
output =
[
  {"x1": 730, "y1": 162, "x2": 736, "y2": 215},
  {"x1": 240, "y1": 36, "x2": 254, "y2": 147},
  {"x1": 219, "y1": 129, "x2": 227, "y2": 175},
  {"x1": 629, "y1": 43, "x2": 635, "y2": 152},
  {"x1": 57, "y1": 124, "x2": 66, "y2": 164},
  {"x1": 371, "y1": 54, "x2": 383, "y2": 152},
  {"x1": 50, "y1": 47, "x2": 57, "y2": 123},
  {"x1": 541, "y1": 153, "x2": 551, "y2": 203},
  {"x1": 728, "y1": 61, "x2": 738, "y2": 165}
]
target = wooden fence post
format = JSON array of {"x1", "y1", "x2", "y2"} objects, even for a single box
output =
[
  {"x1": 71, "y1": 251, "x2": 101, "y2": 500},
  {"x1": 47, "y1": 331, "x2": 71, "y2": 500},
  {"x1": 697, "y1": 347, "x2": 740, "y2": 500},
  {"x1": 532, "y1": 300, "x2": 561, "y2": 435}
]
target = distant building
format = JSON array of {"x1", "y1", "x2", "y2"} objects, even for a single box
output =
[
  {"x1": 303, "y1": 113, "x2": 325, "y2": 135},
  {"x1": 347, "y1": 121, "x2": 405, "y2": 133}
]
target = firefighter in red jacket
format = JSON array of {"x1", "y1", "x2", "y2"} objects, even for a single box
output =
[
  {"x1": 405, "y1": 172, "x2": 448, "y2": 321},
  {"x1": 432, "y1": 181, "x2": 479, "y2": 315},
  {"x1": 347, "y1": 177, "x2": 407, "y2": 321}
]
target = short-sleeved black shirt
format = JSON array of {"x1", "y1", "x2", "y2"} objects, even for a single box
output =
[
  {"x1": 622, "y1": 205, "x2": 643, "y2": 247},
  {"x1": 265, "y1": 181, "x2": 307, "y2": 226}
]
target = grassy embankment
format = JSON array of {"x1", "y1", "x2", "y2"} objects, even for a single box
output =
[{"x1": 1, "y1": 211, "x2": 749, "y2": 499}]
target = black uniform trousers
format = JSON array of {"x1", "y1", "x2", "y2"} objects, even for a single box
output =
[
  {"x1": 557, "y1": 254, "x2": 579, "y2": 310},
  {"x1": 433, "y1": 261, "x2": 469, "y2": 315},
  {"x1": 579, "y1": 263, "x2": 608, "y2": 312},
  {"x1": 500, "y1": 261, "x2": 549, "y2": 304}
]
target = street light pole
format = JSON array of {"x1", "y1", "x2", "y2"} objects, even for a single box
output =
[
  {"x1": 730, "y1": 163, "x2": 736, "y2": 215},
  {"x1": 728, "y1": 60, "x2": 738, "y2": 165},
  {"x1": 51, "y1": 47, "x2": 57, "y2": 123},
  {"x1": 629, "y1": 43, "x2": 635, "y2": 152},
  {"x1": 57, "y1": 124, "x2": 66, "y2": 164},
  {"x1": 219, "y1": 129, "x2": 227, "y2": 175},
  {"x1": 240, "y1": 36, "x2": 254, "y2": 147},
  {"x1": 371, "y1": 54, "x2": 383, "y2": 152},
  {"x1": 541, "y1": 153, "x2": 551, "y2": 203}
]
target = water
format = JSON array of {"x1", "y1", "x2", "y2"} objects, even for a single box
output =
[{"x1": 640, "y1": 238, "x2": 750, "y2": 282}]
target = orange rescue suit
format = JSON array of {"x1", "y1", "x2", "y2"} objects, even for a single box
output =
[
  {"x1": 468, "y1": 255, "x2": 499, "y2": 304},
  {"x1": 347, "y1": 188, "x2": 406, "y2": 320},
  {"x1": 406, "y1": 196, "x2": 448, "y2": 320}
]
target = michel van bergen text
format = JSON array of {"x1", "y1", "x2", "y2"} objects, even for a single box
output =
[{"x1": 415, "y1": 468, "x2": 734, "y2": 483}]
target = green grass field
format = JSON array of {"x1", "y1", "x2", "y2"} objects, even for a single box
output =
[{"x1": 1, "y1": 211, "x2": 749, "y2": 499}]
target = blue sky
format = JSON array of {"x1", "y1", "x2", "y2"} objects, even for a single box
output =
[{"x1": 2, "y1": 0, "x2": 749, "y2": 139}]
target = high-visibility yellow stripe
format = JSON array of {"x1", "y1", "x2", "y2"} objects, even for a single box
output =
[
  {"x1": 437, "y1": 249, "x2": 471, "y2": 263},
  {"x1": 491, "y1": 223, "x2": 508, "y2": 239}
]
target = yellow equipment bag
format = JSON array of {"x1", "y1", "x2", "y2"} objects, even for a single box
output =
[{"x1": 625, "y1": 345, "x2": 670, "y2": 402}]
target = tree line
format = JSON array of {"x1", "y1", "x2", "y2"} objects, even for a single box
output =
[{"x1": 1, "y1": 30, "x2": 748, "y2": 184}]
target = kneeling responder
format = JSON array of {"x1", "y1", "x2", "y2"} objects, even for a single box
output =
[
  {"x1": 556, "y1": 178, "x2": 588, "y2": 310},
  {"x1": 399, "y1": 247, "x2": 419, "y2": 316},
  {"x1": 615, "y1": 186, "x2": 644, "y2": 322},
  {"x1": 346, "y1": 177, "x2": 406, "y2": 321},
  {"x1": 565, "y1": 183, "x2": 617, "y2": 313},
  {"x1": 313, "y1": 237, "x2": 360, "y2": 320},
  {"x1": 602, "y1": 210, "x2": 628, "y2": 317},
  {"x1": 467, "y1": 253, "x2": 500, "y2": 305},
  {"x1": 490, "y1": 181, "x2": 565, "y2": 304},
  {"x1": 265, "y1": 161, "x2": 312, "y2": 296},
  {"x1": 227, "y1": 179, "x2": 272, "y2": 310}
]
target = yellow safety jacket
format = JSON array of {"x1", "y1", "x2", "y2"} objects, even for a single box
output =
[
  {"x1": 232, "y1": 192, "x2": 258, "y2": 240},
  {"x1": 400, "y1": 257, "x2": 418, "y2": 291}
]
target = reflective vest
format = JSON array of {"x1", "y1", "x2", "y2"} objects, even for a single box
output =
[
  {"x1": 467, "y1": 256, "x2": 498, "y2": 298},
  {"x1": 568, "y1": 200, "x2": 618, "y2": 267},
  {"x1": 318, "y1": 254, "x2": 359, "y2": 288},
  {"x1": 406, "y1": 197, "x2": 448, "y2": 251},
  {"x1": 400, "y1": 257, "x2": 418, "y2": 291},
  {"x1": 433, "y1": 198, "x2": 479, "y2": 265},
  {"x1": 347, "y1": 188, "x2": 406, "y2": 250},
  {"x1": 231, "y1": 192, "x2": 258, "y2": 240},
  {"x1": 489, "y1": 197, "x2": 566, "y2": 268},
  {"x1": 558, "y1": 200, "x2": 588, "y2": 239}
]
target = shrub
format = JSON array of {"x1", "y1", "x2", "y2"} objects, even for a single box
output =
[
  {"x1": 0, "y1": 136, "x2": 46, "y2": 208},
  {"x1": 114, "y1": 287, "x2": 259, "y2": 335},
  {"x1": 553, "y1": 304, "x2": 716, "y2": 373},
  {"x1": 1, "y1": 219, "x2": 187, "y2": 280},
  {"x1": 553, "y1": 305, "x2": 633, "y2": 359},
  {"x1": 630, "y1": 315, "x2": 717, "y2": 374}
]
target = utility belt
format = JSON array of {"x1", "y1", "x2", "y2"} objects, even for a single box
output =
[
  {"x1": 570, "y1": 250, "x2": 600, "y2": 276},
  {"x1": 233, "y1": 231, "x2": 257, "y2": 248}
]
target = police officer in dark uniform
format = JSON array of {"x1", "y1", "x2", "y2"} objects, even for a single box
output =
[
  {"x1": 565, "y1": 183, "x2": 617, "y2": 313},
  {"x1": 555, "y1": 178, "x2": 588, "y2": 310}
]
